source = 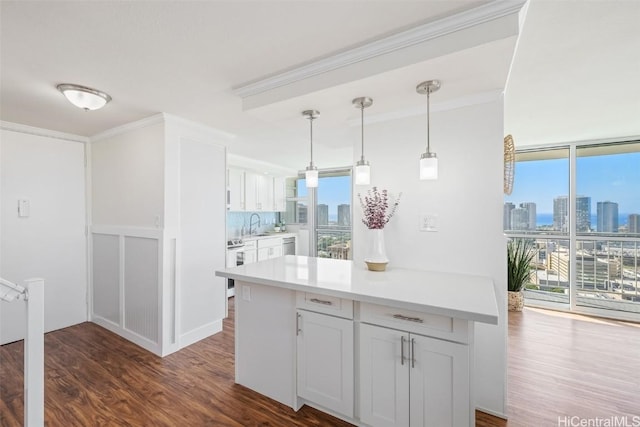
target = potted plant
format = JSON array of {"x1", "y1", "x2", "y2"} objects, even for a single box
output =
[
  {"x1": 358, "y1": 187, "x2": 401, "y2": 271},
  {"x1": 507, "y1": 239, "x2": 535, "y2": 312}
]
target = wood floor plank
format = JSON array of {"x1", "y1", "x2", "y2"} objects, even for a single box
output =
[{"x1": 2, "y1": 301, "x2": 639, "y2": 426}]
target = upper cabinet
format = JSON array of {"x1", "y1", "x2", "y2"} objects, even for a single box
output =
[
  {"x1": 228, "y1": 168, "x2": 288, "y2": 212},
  {"x1": 228, "y1": 167, "x2": 245, "y2": 211}
]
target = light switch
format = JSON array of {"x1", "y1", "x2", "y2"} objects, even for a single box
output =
[
  {"x1": 242, "y1": 285, "x2": 251, "y2": 301},
  {"x1": 18, "y1": 199, "x2": 30, "y2": 217},
  {"x1": 420, "y1": 214, "x2": 438, "y2": 232}
]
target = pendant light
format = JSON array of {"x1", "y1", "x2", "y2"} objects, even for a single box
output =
[
  {"x1": 302, "y1": 110, "x2": 320, "y2": 188},
  {"x1": 353, "y1": 97, "x2": 373, "y2": 185},
  {"x1": 417, "y1": 80, "x2": 440, "y2": 180},
  {"x1": 57, "y1": 83, "x2": 112, "y2": 111}
]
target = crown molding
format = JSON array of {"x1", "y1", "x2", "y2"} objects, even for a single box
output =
[
  {"x1": 233, "y1": 0, "x2": 526, "y2": 98},
  {"x1": 0, "y1": 121, "x2": 89, "y2": 143},
  {"x1": 163, "y1": 113, "x2": 237, "y2": 141},
  {"x1": 89, "y1": 113, "x2": 165, "y2": 142}
]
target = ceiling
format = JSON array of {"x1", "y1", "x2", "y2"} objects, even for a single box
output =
[{"x1": 1, "y1": 0, "x2": 639, "y2": 171}]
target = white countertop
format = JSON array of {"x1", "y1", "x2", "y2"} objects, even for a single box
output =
[
  {"x1": 239, "y1": 232, "x2": 297, "y2": 242},
  {"x1": 216, "y1": 255, "x2": 498, "y2": 325}
]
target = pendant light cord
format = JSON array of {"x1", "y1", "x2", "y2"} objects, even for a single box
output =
[
  {"x1": 426, "y1": 88, "x2": 431, "y2": 154},
  {"x1": 309, "y1": 116, "x2": 314, "y2": 167},
  {"x1": 360, "y1": 103, "x2": 365, "y2": 161}
]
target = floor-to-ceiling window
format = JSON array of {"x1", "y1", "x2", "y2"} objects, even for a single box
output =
[
  {"x1": 284, "y1": 168, "x2": 353, "y2": 259},
  {"x1": 505, "y1": 140, "x2": 640, "y2": 319}
]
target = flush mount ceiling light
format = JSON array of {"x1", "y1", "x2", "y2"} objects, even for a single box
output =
[
  {"x1": 417, "y1": 79, "x2": 440, "y2": 180},
  {"x1": 353, "y1": 97, "x2": 373, "y2": 186},
  {"x1": 56, "y1": 83, "x2": 112, "y2": 111},
  {"x1": 302, "y1": 109, "x2": 320, "y2": 188}
]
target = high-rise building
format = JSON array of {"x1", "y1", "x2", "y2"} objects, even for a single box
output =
[
  {"x1": 553, "y1": 195, "x2": 591, "y2": 232},
  {"x1": 629, "y1": 214, "x2": 640, "y2": 233},
  {"x1": 597, "y1": 201, "x2": 619, "y2": 232},
  {"x1": 519, "y1": 202, "x2": 536, "y2": 230},
  {"x1": 511, "y1": 208, "x2": 529, "y2": 231},
  {"x1": 503, "y1": 202, "x2": 515, "y2": 230},
  {"x1": 553, "y1": 196, "x2": 568, "y2": 232},
  {"x1": 317, "y1": 204, "x2": 329, "y2": 226},
  {"x1": 337, "y1": 204, "x2": 351, "y2": 226},
  {"x1": 297, "y1": 203, "x2": 308, "y2": 224},
  {"x1": 576, "y1": 196, "x2": 591, "y2": 232}
]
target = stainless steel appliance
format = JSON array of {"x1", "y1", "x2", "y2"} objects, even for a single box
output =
[
  {"x1": 283, "y1": 237, "x2": 296, "y2": 255},
  {"x1": 226, "y1": 240, "x2": 245, "y2": 298}
]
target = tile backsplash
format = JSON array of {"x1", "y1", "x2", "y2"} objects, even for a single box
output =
[{"x1": 227, "y1": 212, "x2": 279, "y2": 238}]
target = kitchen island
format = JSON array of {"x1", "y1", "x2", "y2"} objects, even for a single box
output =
[{"x1": 216, "y1": 255, "x2": 498, "y2": 427}]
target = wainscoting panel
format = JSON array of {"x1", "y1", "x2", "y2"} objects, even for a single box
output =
[
  {"x1": 92, "y1": 234, "x2": 120, "y2": 324},
  {"x1": 124, "y1": 236, "x2": 159, "y2": 344},
  {"x1": 91, "y1": 226, "x2": 163, "y2": 355}
]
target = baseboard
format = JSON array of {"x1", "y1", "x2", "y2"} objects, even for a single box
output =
[
  {"x1": 91, "y1": 316, "x2": 161, "y2": 356},
  {"x1": 476, "y1": 406, "x2": 508, "y2": 420},
  {"x1": 179, "y1": 319, "x2": 223, "y2": 350}
]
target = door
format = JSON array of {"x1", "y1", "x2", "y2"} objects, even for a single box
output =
[
  {"x1": 244, "y1": 171, "x2": 258, "y2": 211},
  {"x1": 297, "y1": 310, "x2": 354, "y2": 418},
  {"x1": 409, "y1": 334, "x2": 470, "y2": 427},
  {"x1": 0, "y1": 130, "x2": 87, "y2": 345},
  {"x1": 315, "y1": 169, "x2": 352, "y2": 259},
  {"x1": 359, "y1": 323, "x2": 409, "y2": 427},
  {"x1": 274, "y1": 176, "x2": 286, "y2": 212}
]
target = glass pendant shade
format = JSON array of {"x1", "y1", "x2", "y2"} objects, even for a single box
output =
[
  {"x1": 419, "y1": 153, "x2": 438, "y2": 180},
  {"x1": 57, "y1": 84, "x2": 111, "y2": 111},
  {"x1": 305, "y1": 167, "x2": 318, "y2": 188},
  {"x1": 355, "y1": 160, "x2": 370, "y2": 185}
]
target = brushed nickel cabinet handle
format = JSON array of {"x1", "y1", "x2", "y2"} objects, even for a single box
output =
[
  {"x1": 401, "y1": 336, "x2": 406, "y2": 365},
  {"x1": 296, "y1": 313, "x2": 301, "y2": 335},
  {"x1": 310, "y1": 298, "x2": 333, "y2": 306},
  {"x1": 392, "y1": 314, "x2": 424, "y2": 323}
]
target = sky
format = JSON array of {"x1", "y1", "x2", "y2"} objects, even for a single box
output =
[
  {"x1": 505, "y1": 152, "x2": 640, "y2": 214},
  {"x1": 298, "y1": 176, "x2": 352, "y2": 218}
]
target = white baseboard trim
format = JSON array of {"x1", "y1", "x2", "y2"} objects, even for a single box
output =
[
  {"x1": 476, "y1": 406, "x2": 508, "y2": 420},
  {"x1": 179, "y1": 319, "x2": 223, "y2": 350},
  {"x1": 91, "y1": 316, "x2": 161, "y2": 356}
]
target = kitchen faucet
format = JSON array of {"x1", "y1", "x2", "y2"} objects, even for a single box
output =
[{"x1": 249, "y1": 213, "x2": 260, "y2": 235}]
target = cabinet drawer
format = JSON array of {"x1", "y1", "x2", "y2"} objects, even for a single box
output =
[
  {"x1": 243, "y1": 240, "x2": 257, "y2": 250},
  {"x1": 359, "y1": 302, "x2": 468, "y2": 344},
  {"x1": 258, "y1": 237, "x2": 282, "y2": 249},
  {"x1": 296, "y1": 292, "x2": 353, "y2": 319}
]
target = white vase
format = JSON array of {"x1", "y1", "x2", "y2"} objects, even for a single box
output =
[{"x1": 365, "y1": 228, "x2": 389, "y2": 264}]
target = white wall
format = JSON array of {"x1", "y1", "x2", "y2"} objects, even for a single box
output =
[
  {"x1": 352, "y1": 98, "x2": 507, "y2": 416},
  {"x1": 164, "y1": 117, "x2": 227, "y2": 351},
  {"x1": 91, "y1": 122, "x2": 165, "y2": 227},
  {"x1": 0, "y1": 127, "x2": 87, "y2": 344}
]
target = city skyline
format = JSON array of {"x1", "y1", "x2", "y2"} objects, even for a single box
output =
[{"x1": 505, "y1": 151, "x2": 640, "y2": 213}]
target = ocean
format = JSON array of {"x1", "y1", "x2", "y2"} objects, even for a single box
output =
[{"x1": 536, "y1": 213, "x2": 631, "y2": 226}]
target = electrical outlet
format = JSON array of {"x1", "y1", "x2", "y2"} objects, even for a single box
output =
[{"x1": 420, "y1": 214, "x2": 438, "y2": 232}]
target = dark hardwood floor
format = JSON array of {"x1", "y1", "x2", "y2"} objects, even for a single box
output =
[{"x1": 1, "y1": 300, "x2": 639, "y2": 426}]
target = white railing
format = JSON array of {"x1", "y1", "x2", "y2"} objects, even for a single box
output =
[{"x1": 0, "y1": 277, "x2": 45, "y2": 427}]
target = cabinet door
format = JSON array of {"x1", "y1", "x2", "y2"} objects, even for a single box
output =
[
  {"x1": 297, "y1": 310, "x2": 354, "y2": 418},
  {"x1": 273, "y1": 176, "x2": 286, "y2": 212},
  {"x1": 359, "y1": 324, "x2": 409, "y2": 427},
  {"x1": 257, "y1": 247, "x2": 269, "y2": 261},
  {"x1": 271, "y1": 245, "x2": 283, "y2": 258},
  {"x1": 244, "y1": 249, "x2": 257, "y2": 264},
  {"x1": 409, "y1": 334, "x2": 470, "y2": 427},
  {"x1": 245, "y1": 172, "x2": 258, "y2": 211},
  {"x1": 228, "y1": 168, "x2": 245, "y2": 211}
]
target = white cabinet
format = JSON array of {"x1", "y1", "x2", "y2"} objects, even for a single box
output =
[
  {"x1": 273, "y1": 176, "x2": 286, "y2": 212},
  {"x1": 244, "y1": 171, "x2": 258, "y2": 211},
  {"x1": 359, "y1": 323, "x2": 470, "y2": 427},
  {"x1": 227, "y1": 168, "x2": 288, "y2": 212},
  {"x1": 296, "y1": 310, "x2": 354, "y2": 418},
  {"x1": 227, "y1": 168, "x2": 245, "y2": 211},
  {"x1": 257, "y1": 237, "x2": 283, "y2": 261},
  {"x1": 244, "y1": 240, "x2": 257, "y2": 264},
  {"x1": 256, "y1": 174, "x2": 274, "y2": 211}
]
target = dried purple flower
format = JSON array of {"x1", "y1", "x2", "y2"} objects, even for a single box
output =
[{"x1": 357, "y1": 187, "x2": 402, "y2": 229}]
